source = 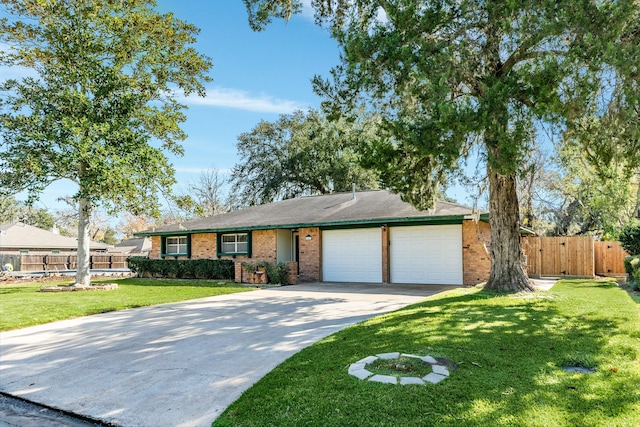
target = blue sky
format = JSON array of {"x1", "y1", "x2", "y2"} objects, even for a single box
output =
[
  {"x1": 9, "y1": 1, "x2": 476, "y2": 217},
  {"x1": 25, "y1": 1, "x2": 340, "y2": 214}
]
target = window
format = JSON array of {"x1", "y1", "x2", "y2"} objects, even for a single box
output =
[
  {"x1": 221, "y1": 233, "x2": 248, "y2": 254},
  {"x1": 165, "y1": 236, "x2": 188, "y2": 255}
]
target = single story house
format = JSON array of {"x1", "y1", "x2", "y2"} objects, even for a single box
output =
[
  {"x1": 0, "y1": 222, "x2": 109, "y2": 253},
  {"x1": 137, "y1": 190, "x2": 494, "y2": 286},
  {"x1": 109, "y1": 237, "x2": 152, "y2": 256}
]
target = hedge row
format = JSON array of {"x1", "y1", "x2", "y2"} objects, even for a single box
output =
[
  {"x1": 127, "y1": 257, "x2": 234, "y2": 280},
  {"x1": 624, "y1": 255, "x2": 640, "y2": 290}
]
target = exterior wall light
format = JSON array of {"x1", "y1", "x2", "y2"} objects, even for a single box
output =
[{"x1": 305, "y1": 235, "x2": 312, "y2": 241}]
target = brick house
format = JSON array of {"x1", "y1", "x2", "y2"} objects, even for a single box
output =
[{"x1": 137, "y1": 190, "x2": 494, "y2": 286}]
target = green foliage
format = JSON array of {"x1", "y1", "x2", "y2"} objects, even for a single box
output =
[
  {"x1": 260, "y1": 261, "x2": 288, "y2": 285},
  {"x1": 0, "y1": 0, "x2": 212, "y2": 217},
  {"x1": 0, "y1": 197, "x2": 55, "y2": 230},
  {"x1": 229, "y1": 109, "x2": 379, "y2": 207},
  {"x1": 0, "y1": 0, "x2": 211, "y2": 286},
  {"x1": 242, "y1": 260, "x2": 289, "y2": 284},
  {"x1": 0, "y1": 278, "x2": 250, "y2": 331},
  {"x1": 618, "y1": 221, "x2": 640, "y2": 255},
  {"x1": 126, "y1": 257, "x2": 234, "y2": 280},
  {"x1": 100, "y1": 227, "x2": 119, "y2": 245},
  {"x1": 623, "y1": 255, "x2": 640, "y2": 289},
  {"x1": 214, "y1": 279, "x2": 640, "y2": 426},
  {"x1": 243, "y1": 0, "x2": 302, "y2": 31},
  {"x1": 546, "y1": 143, "x2": 639, "y2": 236},
  {"x1": 294, "y1": 0, "x2": 640, "y2": 291}
]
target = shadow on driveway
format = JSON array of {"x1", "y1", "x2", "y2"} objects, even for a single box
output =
[{"x1": 0, "y1": 282, "x2": 454, "y2": 427}]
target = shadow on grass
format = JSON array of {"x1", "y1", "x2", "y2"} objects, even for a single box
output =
[{"x1": 215, "y1": 283, "x2": 640, "y2": 427}]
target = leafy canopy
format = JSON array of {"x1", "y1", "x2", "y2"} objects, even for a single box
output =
[
  {"x1": 308, "y1": 0, "x2": 640, "y2": 207},
  {"x1": 229, "y1": 109, "x2": 379, "y2": 207},
  {"x1": 0, "y1": 0, "x2": 212, "y2": 217}
]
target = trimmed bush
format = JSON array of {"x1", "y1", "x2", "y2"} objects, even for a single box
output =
[
  {"x1": 126, "y1": 257, "x2": 234, "y2": 280},
  {"x1": 242, "y1": 260, "x2": 290, "y2": 284},
  {"x1": 623, "y1": 255, "x2": 640, "y2": 290},
  {"x1": 618, "y1": 220, "x2": 640, "y2": 256}
]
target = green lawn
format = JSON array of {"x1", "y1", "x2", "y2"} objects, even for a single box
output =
[
  {"x1": 0, "y1": 278, "x2": 252, "y2": 331},
  {"x1": 213, "y1": 279, "x2": 640, "y2": 427}
]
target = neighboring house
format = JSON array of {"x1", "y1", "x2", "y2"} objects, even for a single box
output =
[
  {"x1": 137, "y1": 190, "x2": 494, "y2": 286},
  {"x1": 0, "y1": 222, "x2": 109, "y2": 253},
  {"x1": 109, "y1": 237, "x2": 152, "y2": 256}
]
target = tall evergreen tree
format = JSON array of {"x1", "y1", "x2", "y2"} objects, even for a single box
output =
[{"x1": 247, "y1": 0, "x2": 640, "y2": 291}]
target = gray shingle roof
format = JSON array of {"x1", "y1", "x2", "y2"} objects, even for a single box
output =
[
  {"x1": 139, "y1": 190, "x2": 484, "y2": 236},
  {"x1": 0, "y1": 222, "x2": 109, "y2": 250}
]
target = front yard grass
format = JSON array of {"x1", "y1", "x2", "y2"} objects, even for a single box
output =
[
  {"x1": 213, "y1": 279, "x2": 640, "y2": 427},
  {"x1": 0, "y1": 278, "x2": 252, "y2": 331}
]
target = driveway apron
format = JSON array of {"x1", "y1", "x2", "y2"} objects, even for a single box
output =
[{"x1": 0, "y1": 283, "x2": 451, "y2": 427}]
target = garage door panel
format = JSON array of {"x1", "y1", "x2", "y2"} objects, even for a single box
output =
[
  {"x1": 322, "y1": 229, "x2": 382, "y2": 283},
  {"x1": 390, "y1": 225, "x2": 462, "y2": 285}
]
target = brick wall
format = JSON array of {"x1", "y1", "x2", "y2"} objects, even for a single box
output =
[
  {"x1": 251, "y1": 230, "x2": 277, "y2": 262},
  {"x1": 462, "y1": 220, "x2": 491, "y2": 285},
  {"x1": 191, "y1": 233, "x2": 216, "y2": 259},
  {"x1": 298, "y1": 227, "x2": 321, "y2": 282},
  {"x1": 149, "y1": 236, "x2": 161, "y2": 259}
]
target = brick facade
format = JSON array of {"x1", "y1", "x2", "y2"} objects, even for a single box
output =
[
  {"x1": 149, "y1": 221, "x2": 494, "y2": 286},
  {"x1": 250, "y1": 230, "x2": 277, "y2": 263},
  {"x1": 462, "y1": 220, "x2": 492, "y2": 285},
  {"x1": 149, "y1": 236, "x2": 161, "y2": 259},
  {"x1": 191, "y1": 233, "x2": 216, "y2": 259},
  {"x1": 298, "y1": 227, "x2": 321, "y2": 282}
]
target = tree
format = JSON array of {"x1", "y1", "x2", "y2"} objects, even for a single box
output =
[
  {"x1": 0, "y1": 196, "x2": 55, "y2": 230},
  {"x1": 118, "y1": 212, "x2": 155, "y2": 240},
  {"x1": 100, "y1": 227, "x2": 119, "y2": 245},
  {"x1": 618, "y1": 220, "x2": 640, "y2": 255},
  {"x1": 545, "y1": 142, "x2": 638, "y2": 237},
  {"x1": 247, "y1": 0, "x2": 640, "y2": 291},
  {"x1": 0, "y1": 0, "x2": 212, "y2": 286},
  {"x1": 229, "y1": 109, "x2": 379, "y2": 207},
  {"x1": 175, "y1": 166, "x2": 229, "y2": 217}
]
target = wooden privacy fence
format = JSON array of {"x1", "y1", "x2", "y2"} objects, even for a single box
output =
[
  {"x1": 5, "y1": 254, "x2": 129, "y2": 272},
  {"x1": 522, "y1": 236, "x2": 629, "y2": 277},
  {"x1": 594, "y1": 241, "x2": 630, "y2": 276}
]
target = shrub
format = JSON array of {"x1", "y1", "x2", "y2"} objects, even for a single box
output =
[
  {"x1": 623, "y1": 255, "x2": 640, "y2": 290},
  {"x1": 126, "y1": 257, "x2": 234, "y2": 280},
  {"x1": 242, "y1": 260, "x2": 290, "y2": 284},
  {"x1": 262, "y1": 261, "x2": 288, "y2": 285},
  {"x1": 618, "y1": 220, "x2": 640, "y2": 255}
]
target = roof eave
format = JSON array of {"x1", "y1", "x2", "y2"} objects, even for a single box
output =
[{"x1": 134, "y1": 214, "x2": 472, "y2": 237}]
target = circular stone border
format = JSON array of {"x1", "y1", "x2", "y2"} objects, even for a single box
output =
[{"x1": 348, "y1": 352, "x2": 450, "y2": 385}]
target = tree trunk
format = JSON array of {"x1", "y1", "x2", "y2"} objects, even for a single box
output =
[
  {"x1": 633, "y1": 169, "x2": 640, "y2": 219},
  {"x1": 75, "y1": 197, "x2": 92, "y2": 287},
  {"x1": 485, "y1": 168, "x2": 534, "y2": 292}
]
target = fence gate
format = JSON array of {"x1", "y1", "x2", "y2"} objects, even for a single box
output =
[
  {"x1": 522, "y1": 236, "x2": 595, "y2": 277},
  {"x1": 594, "y1": 241, "x2": 629, "y2": 276}
]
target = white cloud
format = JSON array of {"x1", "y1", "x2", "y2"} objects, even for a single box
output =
[{"x1": 181, "y1": 87, "x2": 307, "y2": 114}]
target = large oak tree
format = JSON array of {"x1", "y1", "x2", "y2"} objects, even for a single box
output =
[
  {"x1": 0, "y1": 0, "x2": 211, "y2": 286},
  {"x1": 229, "y1": 109, "x2": 379, "y2": 207},
  {"x1": 247, "y1": 0, "x2": 640, "y2": 291}
]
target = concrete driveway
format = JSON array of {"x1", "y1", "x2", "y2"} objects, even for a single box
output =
[{"x1": 0, "y1": 283, "x2": 452, "y2": 427}]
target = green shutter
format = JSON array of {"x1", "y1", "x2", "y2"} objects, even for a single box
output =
[
  {"x1": 247, "y1": 231, "x2": 252, "y2": 258},
  {"x1": 187, "y1": 234, "x2": 192, "y2": 258}
]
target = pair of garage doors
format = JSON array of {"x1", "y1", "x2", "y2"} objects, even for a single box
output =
[{"x1": 322, "y1": 225, "x2": 463, "y2": 285}]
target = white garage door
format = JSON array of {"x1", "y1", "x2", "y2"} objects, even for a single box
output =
[
  {"x1": 390, "y1": 224, "x2": 463, "y2": 285},
  {"x1": 322, "y1": 228, "x2": 382, "y2": 283}
]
